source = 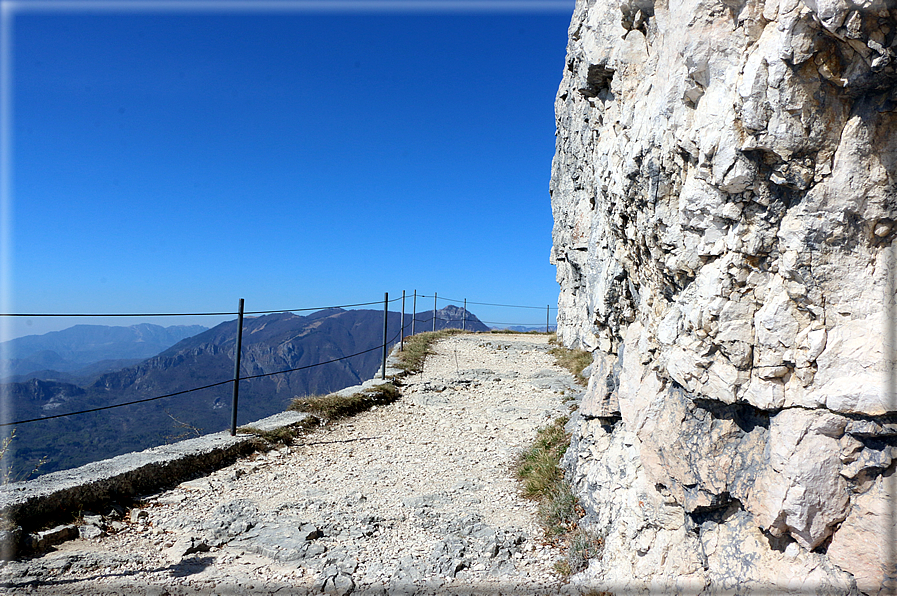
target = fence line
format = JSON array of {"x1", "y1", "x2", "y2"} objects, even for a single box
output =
[
  {"x1": 0, "y1": 327, "x2": 403, "y2": 430},
  {"x1": 1, "y1": 291, "x2": 557, "y2": 432},
  {"x1": 0, "y1": 297, "x2": 404, "y2": 318},
  {"x1": 407, "y1": 314, "x2": 555, "y2": 328},
  {"x1": 424, "y1": 295, "x2": 556, "y2": 311},
  {"x1": 0, "y1": 295, "x2": 555, "y2": 326}
]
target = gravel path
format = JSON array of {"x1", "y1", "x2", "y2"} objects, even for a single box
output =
[{"x1": 0, "y1": 334, "x2": 580, "y2": 595}]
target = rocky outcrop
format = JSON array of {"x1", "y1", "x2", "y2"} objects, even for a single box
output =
[{"x1": 551, "y1": 0, "x2": 896, "y2": 592}]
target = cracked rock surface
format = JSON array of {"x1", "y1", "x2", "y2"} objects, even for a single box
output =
[
  {"x1": 552, "y1": 0, "x2": 896, "y2": 593},
  {"x1": 0, "y1": 334, "x2": 579, "y2": 595}
]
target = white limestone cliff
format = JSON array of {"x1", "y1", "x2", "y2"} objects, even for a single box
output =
[{"x1": 550, "y1": 0, "x2": 896, "y2": 592}]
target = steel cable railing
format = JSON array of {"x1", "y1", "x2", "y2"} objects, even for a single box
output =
[
  {"x1": 0, "y1": 292, "x2": 554, "y2": 431},
  {"x1": 0, "y1": 331, "x2": 401, "y2": 429},
  {"x1": 0, "y1": 297, "x2": 404, "y2": 318}
]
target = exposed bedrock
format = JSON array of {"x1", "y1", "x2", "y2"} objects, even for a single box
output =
[{"x1": 551, "y1": 0, "x2": 897, "y2": 592}]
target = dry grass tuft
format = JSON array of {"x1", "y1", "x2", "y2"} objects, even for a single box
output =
[
  {"x1": 237, "y1": 417, "x2": 318, "y2": 446},
  {"x1": 549, "y1": 345, "x2": 592, "y2": 386},
  {"x1": 288, "y1": 383, "x2": 400, "y2": 421},
  {"x1": 395, "y1": 329, "x2": 466, "y2": 373}
]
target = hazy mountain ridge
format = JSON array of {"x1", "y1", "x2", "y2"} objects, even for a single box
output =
[{"x1": 1, "y1": 323, "x2": 208, "y2": 381}]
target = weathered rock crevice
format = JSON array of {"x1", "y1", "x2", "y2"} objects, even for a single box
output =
[{"x1": 552, "y1": 0, "x2": 896, "y2": 592}]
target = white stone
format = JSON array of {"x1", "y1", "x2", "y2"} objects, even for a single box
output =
[
  {"x1": 827, "y1": 472, "x2": 897, "y2": 593},
  {"x1": 753, "y1": 278, "x2": 802, "y2": 350},
  {"x1": 747, "y1": 408, "x2": 849, "y2": 549},
  {"x1": 656, "y1": 306, "x2": 682, "y2": 345}
]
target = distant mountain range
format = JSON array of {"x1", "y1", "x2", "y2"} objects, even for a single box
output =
[
  {"x1": 2, "y1": 306, "x2": 488, "y2": 479},
  {"x1": 0, "y1": 323, "x2": 208, "y2": 382},
  {"x1": 489, "y1": 325, "x2": 557, "y2": 333}
]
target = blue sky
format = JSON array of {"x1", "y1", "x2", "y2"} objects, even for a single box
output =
[{"x1": 3, "y1": 1, "x2": 573, "y2": 339}]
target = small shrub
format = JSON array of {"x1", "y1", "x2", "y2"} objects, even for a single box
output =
[
  {"x1": 164, "y1": 412, "x2": 203, "y2": 444},
  {"x1": 0, "y1": 429, "x2": 48, "y2": 484}
]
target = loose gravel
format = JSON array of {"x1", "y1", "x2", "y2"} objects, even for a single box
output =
[{"x1": 0, "y1": 334, "x2": 582, "y2": 595}]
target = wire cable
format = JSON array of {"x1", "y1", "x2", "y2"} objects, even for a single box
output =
[
  {"x1": 239, "y1": 329, "x2": 402, "y2": 383},
  {"x1": 0, "y1": 328, "x2": 405, "y2": 428},
  {"x1": 0, "y1": 297, "x2": 404, "y2": 318},
  {"x1": 245, "y1": 297, "x2": 401, "y2": 315},
  {"x1": 418, "y1": 295, "x2": 556, "y2": 310},
  {"x1": 0, "y1": 378, "x2": 235, "y2": 428},
  {"x1": 466, "y1": 300, "x2": 556, "y2": 310}
]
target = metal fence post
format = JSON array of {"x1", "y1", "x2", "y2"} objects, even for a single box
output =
[
  {"x1": 401, "y1": 290, "x2": 406, "y2": 350},
  {"x1": 463, "y1": 299, "x2": 467, "y2": 331},
  {"x1": 230, "y1": 298, "x2": 245, "y2": 436},
  {"x1": 547, "y1": 305, "x2": 550, "y2": 334},
  {"x1": 412, "y1": 290, "x2": 417, "y2": 336},
  {"x1": 382, "y1": 292, "x2": 389, "y2": 379},
  {"x1": 433, "y1": 292, "x2": 437, "y2": 332}
]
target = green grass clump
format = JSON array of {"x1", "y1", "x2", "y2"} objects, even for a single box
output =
[
  {"x1": 516, "y1": 416, "x2": 570, "y2": 499},
  {"x1": 549, "y1": 345, "x2": 592, "y2": 386},
  {"x1": 288, "y1": 383, "x2": 400, "y2": 421},
  {"x1": 564, "y1": 527, "x2": 605, "y2": 577},
  {"x1": 240, "y1": 383, "x2": 401, "y2": 447},
  {"x1": 539, "y1": 481, "x2": 579, "y2": 537},
  {"x1": 515, "y1": 416, "x2": 604, "y2": 578},
  {"x1": 395, "y1": 329, "x2": 465, "y2": 373}
]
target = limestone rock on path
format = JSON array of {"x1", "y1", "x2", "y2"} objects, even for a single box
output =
[{"x1": 0, "y1": 334, "x2": 580, "y2": 596}]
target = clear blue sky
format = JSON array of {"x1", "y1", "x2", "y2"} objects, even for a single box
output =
[{"x1": 3, "y1": 1, "x2": 573, "y2": 339}]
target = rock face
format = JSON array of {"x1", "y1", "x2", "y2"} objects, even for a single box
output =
[{"x1": 551, "y1": 0, "x2": 897, "y2": 592}]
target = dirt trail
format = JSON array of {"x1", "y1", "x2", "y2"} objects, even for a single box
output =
[{"x1": 0, "y1": 333, "x2": 581, "y2": 595}]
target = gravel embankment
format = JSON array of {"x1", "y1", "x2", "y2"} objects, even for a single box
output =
[{"x1": 0, "y1": 333, "x2": 581, "y2": 595}]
